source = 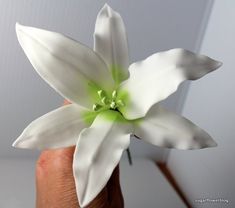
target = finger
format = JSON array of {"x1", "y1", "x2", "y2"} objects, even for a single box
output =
[
  {"x1": 36, "y1": 147, "x2": 110, "y2": 208},
  {"x1": 37, "y1": 100, "x2": 123, "y2": 208},
  {"x1": 36, "y1": 146, "x2": 75, "y2": 174},
  {"x1": 107, "y1": 165, "x2": 124, "y2": 208},
  {"x1": 85, "y1": 187, "x2": 109, "y2": 208},
  {"x1": 36, "y1": 147, "x2": 78, "y2": 208},
  {"x1": 63, "y1": 99, "x2": 72, "y2": 105}
]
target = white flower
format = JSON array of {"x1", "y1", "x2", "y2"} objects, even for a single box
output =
[{"x1": 13, "y1": 4, "x2": 222, "y2": 207}]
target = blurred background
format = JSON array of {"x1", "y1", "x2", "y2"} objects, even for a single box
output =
[{"x1": 0, "y1": 0, "x2": 233, "y2": 207}]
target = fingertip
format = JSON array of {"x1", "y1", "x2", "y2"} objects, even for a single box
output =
[{"x1": 63, "y1": 99, "x2": 72, "y2": 106}]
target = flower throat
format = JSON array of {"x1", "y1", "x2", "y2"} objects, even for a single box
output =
[{"x1": 92, "y1": 90, "x2": 125, "y2": 112}]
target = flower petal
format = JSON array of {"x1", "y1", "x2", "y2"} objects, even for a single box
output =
[
  {"x1": 94, "y1": 4, "x2": 129, "y2": 84},
  {"x1": 134, "y1": 105, "x2": 217, "y2": 150},
  {"x1": 13, "y1": 104, "x2": 96, "y2": 150},
  {"x1": 73, "y1": 110, "x2": 132, "y2": 207},
  {"x1": 118, "y1": 48, "x2": 222, "y2": 119},
  {"x1": 16, "y1": 23, "x2": 114, "y2": 109}
]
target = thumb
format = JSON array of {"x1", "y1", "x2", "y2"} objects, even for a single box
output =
[{"x1": 106, "y1": 165, "x2": 124, "y2": 208}]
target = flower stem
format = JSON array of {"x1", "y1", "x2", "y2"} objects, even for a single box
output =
[{"x1": 126, "y1": 148, "x2": 132, "y2": 166}]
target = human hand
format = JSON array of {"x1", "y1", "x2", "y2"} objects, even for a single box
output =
[
  {"x1": 36, "y1": 101, "x2": 124, "y2": 208},
  {"x1": 36, "y1": 147, "x2": 124, "y2": 208}
]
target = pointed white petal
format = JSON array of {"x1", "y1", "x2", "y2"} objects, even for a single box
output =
[
  {"x1": 73, "y1": 110, "x2": 132, "y2": 207},
  {"x1": 94, "y1": 4, "x2": 129, "y2": 84},
  {"x1": 16, "y1": 23, "x2": 114, "y2": 109},
  {"x1": 134, "y1": 105, "x2": 217, "y2": 150},
  {"x1": 13, "y1": 104, "x2": 96, "y2": 150},
  {"x1": 118, "y1": 48, "x2": 222, "y2": 119}
]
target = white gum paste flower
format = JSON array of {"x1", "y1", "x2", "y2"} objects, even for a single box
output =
[{"x1": 13, "y1": 4, "x2": 222, "y2": 207}]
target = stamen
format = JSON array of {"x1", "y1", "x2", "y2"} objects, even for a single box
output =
[
  {"x1": 117, "y1": 100, "x2": 125, "y2": 107},
  {"x1": 110, "y1": 101, "x2": 116, "y2": 109},
  {"x1": 93, "y1": 90, "x2": 122, "y2": 111},
  {"x1": 97, "y1": 90, "x2": 105, "y2": 98},
  {"x1": 101, "y1": 97, "x2": 108, "y2": 105},
  {"x1": 112, "y1": 90, "x2": 117, "y2": 99},
  {"x1": 92, "y1": 103, "x2": 102, "y2": 111}
]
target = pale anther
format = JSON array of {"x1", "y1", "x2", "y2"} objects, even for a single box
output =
[
  {"x1": 92, "y1": 104, "x2": 98, "y2": 111},
  {"x1": 112, "y1": 90, "x2": 117, "y2": 99},
  {"x1": 97, "y1": 90, "x2": 105, "y2": 98},
  {"x1": 117, "y1": 100, "x2": 125, "y2": 107},
  {"x1": 101, "y1": 97, "x2": 108, "y2": 105},
  {"x1": 93, "y1": 103, "x2": 101, "y2": 111},
  {"x1": 110, "y1": 101, "x2": 116, "y2": 109}
]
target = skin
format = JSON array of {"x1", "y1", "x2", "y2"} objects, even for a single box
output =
[{"x1": 36, "y1": 101, "x2": 124, "y2": 208}]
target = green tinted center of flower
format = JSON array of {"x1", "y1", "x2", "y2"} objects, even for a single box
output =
[{"x1": 92, "y1": 90, "x2": 125, "y2": 111}]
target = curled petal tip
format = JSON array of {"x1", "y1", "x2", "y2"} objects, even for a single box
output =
[
  {"x1": 15, "y1": 22, "x2": 23, "y2": 31},
  {"x1": 101, "y1": 3, "x2": 113, "y2": 15},
  {"x1": 15, "y1": 22, "x2": 20, "y2": 32},
  {"x1": 210, "y1": 140, "x2": 218, "y2": 147},
  {"x1": 103, "y1": 3, "x2": 109, "y2": 7},
  {"x1": 211, "y1": 59, "x2": 223, "y2": 70},
  {"x1": 103, "y1": 3, "x2": 111, "y2": 9},
  {"x1": 12, "y1": 137, "x2": 28, "y2": 149},
  {"x1": 203, "y1": 138, "x2": 218, "y2": 149},
  {"x1": 12, "y1": 139, "x2": 19, "y2": 148},
  {"x1": 217, "y1": 61, "x2": 223, "y2": 68},
  {"x1": 15, "y1": 22, "x2": 24, "y2": 39},
  {"x1": 12, "y1": 137, "x2": 26, "y2": 148}
]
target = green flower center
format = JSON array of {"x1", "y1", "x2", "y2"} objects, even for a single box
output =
[{"x1": 92, "y1": 90, "x2": 125, "y2": 112}]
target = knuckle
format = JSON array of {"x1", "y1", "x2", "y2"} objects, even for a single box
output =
[
  {"x1": 36, "y1": 148, "x2": 74, "y2": 178},
  {"x1": 36, "y1": 150, "x2": 53, "y2": 177}
]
